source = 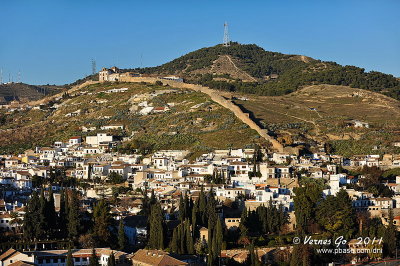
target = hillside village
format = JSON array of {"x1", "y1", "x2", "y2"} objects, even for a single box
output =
[{"x1": 1, "y1": 74, "x2": 400, "y2": 265}]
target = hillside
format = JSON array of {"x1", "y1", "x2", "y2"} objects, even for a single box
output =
[
  {"x1": 236, "y1": 84, "x2": 400, "y2": 156},
  {"x1": 0, "y1": 82, "x2": 262, "y2": 155},
  {"x1": 0, "y1": 83, "x2": 61, "y2": 103},
  {"x1": 135, "y1": 43, "x2": 400, "y2": 100}
]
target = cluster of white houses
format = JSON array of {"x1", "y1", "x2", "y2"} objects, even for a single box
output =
[{"x1": 2, "y1": 133, "x2": 400, "y2": 264}]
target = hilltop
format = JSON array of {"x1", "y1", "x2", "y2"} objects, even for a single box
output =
[
  {"x1": 0, "y1": 82, "x2": 61, "y2": 103},
  {"x1": 135, "y1": 43, "x2": 400, "y2": 100}
]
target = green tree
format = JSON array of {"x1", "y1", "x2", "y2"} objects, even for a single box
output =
[
  {"x1": 148, "y1": 202, "x2": 165, "y2": 249},
  {"x1": 293, "y1": 183, "x2": 323, "y2": 233},
  {"x1": 170, "y1": 227, "x2": 179, "y2": 253},
  {"x1": 23, "y1": 191, "x2": 40, "y2": 240},
  {"x1": 38, "y1": 189, "x2": 48, "y2": 239},
  {"x1": 185, "y1": 219, "x2": 194, "y2": 254},
  {"x1": 316, "y1": 189, "x2": 356, "y2": 238},
  {"x1": 89, "y1": 248, "x2": 99, "y2": 266},
  {"x1": 66, "y1": 248, "x2": 74, "y2": 266},
  {"x1": 107, "y1": 252, "x2": 116, "y2": 266},
  {"x1": 93, "y1": 199, "x2": 112, "y2": 246},
  {"x1": 58, "y1": 188, "x2": 68, "y2": 238},
  {"x1": 384, "y1": 208, "x2": 397, "y2": 257},
  {"x1": 118, "y1": 219, "x2": 127, "y2": 251},
  {"x1": 67, "y1": 190, "x2": 80, "y2": 240},
  {"x1": 46, "y1": 187, "x2": 57, "y2": 237}
]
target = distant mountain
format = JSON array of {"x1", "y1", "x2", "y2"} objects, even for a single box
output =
[
  {"x1": 133, "y1": 42, "x2": 400, "y2": 99},
  {"x1": 0, "y1": 83, "x2": 62, "y2": 103}
]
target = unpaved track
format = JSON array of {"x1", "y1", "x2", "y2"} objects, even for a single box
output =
[
  {"x1": 119, "y1": 77, "x2": 284, "y2": 151},
  {"x1": 25, "y1": 77, "x2": 284, "y2": 152}
]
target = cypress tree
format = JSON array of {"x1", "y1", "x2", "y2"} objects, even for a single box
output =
[
  {"x1": 107, "y1": 252, "x2": 116, "y2": 266},
  {"x1": 239, "y1": 207, "x2": 248, "y2": 238},
  {"x1": 185, "y1": 220, "x2": 194, "y2": 254},
  {"x1": 199, "y1": 186, "x2": 207, "y2": 225},
  {"x1": 38, "y1": 189, "x2": 48, "y2": 239},
  {"x1": 46, "y1": 187, "x2": 57, "y2": 237},
  {"x1": 149, "y1": 202, "x2": 164, "y2": 249},
  {"x1": 384, "y1": 208, "x2": 397, "y2": 257},
  {"x1": 93, "y1": 199, "x2": 112, "y2": 246},
  {"x1": 67, "y1": 190, "x2": 80, "y2": 240},
  {"x1": 58, "y1": 188, "x2": 68, "y2": 238},
  {"x1": 176, "y1": 224, "x2": 182, "y2": 254},
  {"x1": 170, "y1": 227, "x2": 179, "y2": 253},
  {"x1": 89, "y1": 248, "x2": 99, "y2": 266},
  {"x1": 215, "y1": 218, "x2": 223, "y2": 258},
  {"x1": 150, "y1": 189, "x2": 156, "y2": 205},
  {"x1": 192, "y1": 200, "x2": 198, "y2": 237},
  {"x1": 184, "y1": 193, "x2": 189, "y2": 220},
  {"x1": 23, "y1": 191, "x2": 40, "y2": 240},
  {"x1": 66, "y1": 248, "x2": 74, "y2": 266},
  {"x1": 118, "y1": 219, "x2": 127, "y2": 251},
  {"x1": 179, "y1": 193, "x2": 185, "y2": 222}
]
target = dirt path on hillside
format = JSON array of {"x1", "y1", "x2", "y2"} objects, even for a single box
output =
[
  {"x1": 224, "y1": 55, "x2": 258, "y2": 82},
  {"x1": 117, "y1": 76, "x2": 284, "y2": 151},
  {"x1": 27, "y1": 80, "x2": 100, "y2": 106}
]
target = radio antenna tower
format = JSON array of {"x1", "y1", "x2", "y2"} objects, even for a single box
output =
[
  {"x1": 91, "y1": 59, "x2": 97, "y2": 75},
  {"x1": 223, "y1": 22, "x2": 230, "y2": 47},
  {"x1": 17, "y1": 70, "x2": 21, "y2": 83}
]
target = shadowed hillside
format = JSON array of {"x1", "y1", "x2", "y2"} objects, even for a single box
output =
[{"x1": 0, "y1": 83, "x2": 61, "y2": 103}]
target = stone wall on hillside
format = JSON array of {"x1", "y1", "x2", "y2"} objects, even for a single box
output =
[{"x1": 120, "y1": 76, "x2": 284, "y2": 152}]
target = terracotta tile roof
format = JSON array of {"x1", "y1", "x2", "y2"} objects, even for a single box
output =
[
  {"x1": 0, "y1": 248, "x2": 18, "y2": 261},
  {"x1": 132, "y1": 249, "x2": 187, "y2": 266},
  {"x1": 8, "y1": 261, "x2": 35, "y2": 266}
]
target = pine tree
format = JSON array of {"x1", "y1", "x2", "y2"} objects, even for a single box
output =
[
  {"x1": 118, "y1": 219, "x2": 127, "y2": 251},
  {"x1": 67, "y1": 190, "x2": 80, "y2": 240},
  {"x1": 66, "y1": 248, "x2": 74, "y2": 266},
  {"x1": 89, "y1": 248, "x2": 99, "y2": 266},
  {"x1": 107, "y1": 252, "x2": 116, "y2": 266},
  {"x1": 148, "y1": 202, "x2": 164, "y2": 249}
]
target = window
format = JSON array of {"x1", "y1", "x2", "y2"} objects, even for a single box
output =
[
  {"x1": 75, "y1": 257, "x2": 80, "y2": 262},
  {"x1": 82, "y1": 258, "x2": 88, "y2": 262},
  {"x1": 38, "y1": 259, "x2": 43, "y2": 264},
  {"x1": 61, "y1": 258, "x2": 65, "y2": 263},
  {"x1": 46, "y1": 259, "x2": 51, "y2": 263},
  {"x1": 53, "y1": 259, "x2": 58, "y2": 263}
]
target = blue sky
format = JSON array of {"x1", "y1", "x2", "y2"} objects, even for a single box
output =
[{"x1": 0, "y1": 0, "x2": 399, "y2": 85}]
